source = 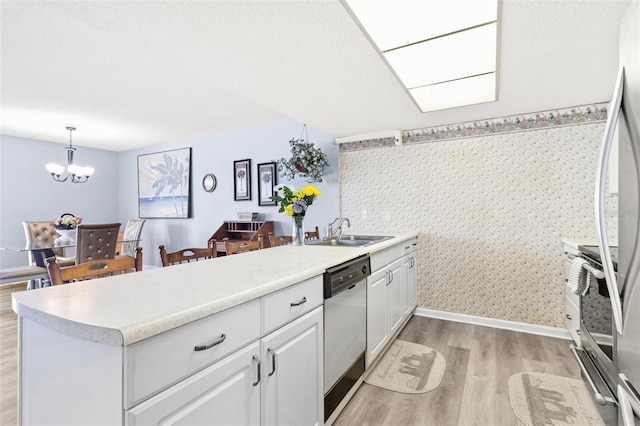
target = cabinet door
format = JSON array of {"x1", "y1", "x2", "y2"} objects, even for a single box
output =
[
  {"x1": 366, "y1": 267, "x2": 389, "y2": 367},
  {"x1": 261, "y1": 306, "x2": 323, "y2": 426},
  {"x1": 403, "y1": 253, "x2": 418, "y2": 319},
  {"x1": 126, "y1": 342, "x2": 260, "y2": 426},
  {"x1": 388, "y1": 258, "x2": 404, "y2": 336},
  {"x1": 563, "y1": 258, "x2": 581, "y2": 346}
]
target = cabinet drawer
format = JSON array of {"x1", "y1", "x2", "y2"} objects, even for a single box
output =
[
  {"x1": 401, "y1": 238, "x2": 418, "y2": 256},
  {"x1": 262, "y1": 275, "x2": 323, "y2": 335},
  {"x1": 370, "y1": 248, "x2": 389, "y2": 273},
  {"x1": 371, "y1": 243, "x2": 404, "y2": 272},
  {"x1": 124, "y1": 299, "x2": 260, "y2": 408}
]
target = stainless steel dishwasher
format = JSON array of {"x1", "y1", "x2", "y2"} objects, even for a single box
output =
[{"x1": 323, "y1": 255, "x2": 370, "y2": 423}]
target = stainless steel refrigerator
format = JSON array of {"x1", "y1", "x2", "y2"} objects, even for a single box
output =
[{"x1": 595, "y1": 1, "x2": 640, "y2": 424}]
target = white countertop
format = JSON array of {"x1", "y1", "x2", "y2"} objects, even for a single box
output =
[{"x1": 12, "y1": 232, "x2": 417, "y2": 346}]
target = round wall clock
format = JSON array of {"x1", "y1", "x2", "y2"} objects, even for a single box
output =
[{"x1": 202, "y1": 173, "x2": 217, "y2": 192}]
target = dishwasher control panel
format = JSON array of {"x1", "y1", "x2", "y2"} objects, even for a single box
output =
[{"x1": 323, "y1": 255, "x2": 371, "y2": 298}]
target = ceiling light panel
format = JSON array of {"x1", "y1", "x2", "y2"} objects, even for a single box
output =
[
  {"x1": 384, "y1": 23, "x2": 497, "y2": 89},
  {"x1": 343, "y1": 0, "x2": 499, "y2": 113},
  {"x1": 344, "y1": 0, "x2": 497, "y2": 51},
  {"x1": 410, "y1": 73, "x2": 497, "y2": 112}
]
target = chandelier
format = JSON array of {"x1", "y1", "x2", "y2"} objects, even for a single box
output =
[{"x1": 45, "y1": 126, "x2": 94, "y2": 183}]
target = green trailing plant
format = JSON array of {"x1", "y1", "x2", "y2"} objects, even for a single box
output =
[{"x1": 278, "y1": 137, "x2": 329, "y2": 183}]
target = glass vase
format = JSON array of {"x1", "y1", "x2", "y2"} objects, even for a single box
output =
[{"x1": 292, "y1": 216, "x2": 305, "y2": 246}]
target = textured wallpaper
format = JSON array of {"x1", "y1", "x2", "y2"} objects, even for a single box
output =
[{"x1": 339, "y1": 106, "x2": 618, "y2": 328}]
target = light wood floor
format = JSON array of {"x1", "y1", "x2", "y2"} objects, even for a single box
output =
[
  {"x1": 1, "y1": 283, "x2": 22, "y2": 426},
  {"x1": 335, "y1": 315, "x2": 616, "y2": 426},
  {"x1": 0, "y1": 284, "x2": 613, "y2": 426}
]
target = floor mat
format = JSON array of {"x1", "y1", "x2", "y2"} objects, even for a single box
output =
[
  {"x1": 364, "y1": 339, "x2": 446, "y2": 394},
  {"x1": 508, "y1": 372, "x2": 605, "y2": 426}
]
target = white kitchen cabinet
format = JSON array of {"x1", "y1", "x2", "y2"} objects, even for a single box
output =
[
  {"x1": 387, "y1": 258, "x2": 404, "y2": 337},
  {"x1": 261, "y1": 306, "x2": 323, "y2": 426},
  {"x1": 366, "y1": 267, "x2": 390, "y2": 365},
  {"x1": 366, "y1": 239, "x2": 419, "y2": 368},
  {"x1": 563, "y1": 240, "x2": 582, "y2": 346},
  {"x1": 127, "y1": 303, "x2": 324, "y2": 426},
  {"x1": 402, "y1": 239, "x2": 418, "y2": 320},
  {"x1": 126, "y1": 342, "x2": 260, "y2": 425},
  {"x1": 366, "y1": 242, "x2": 405, "y2": 368}
]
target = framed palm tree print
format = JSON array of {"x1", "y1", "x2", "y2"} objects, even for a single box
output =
[
  {"x1": 234, "y1": 159, "x2": 251, "y2": 201},
  {"x1": 258, "y1": 162, "x2": 276, "y2": 206},
  {"x1": 137, "y1": 147, "x2": 192, "y2": 218}
]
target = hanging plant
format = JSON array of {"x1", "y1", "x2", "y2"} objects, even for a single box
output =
[{"x1": 277, "y1": 136, "x2": 329, "y2": 183}]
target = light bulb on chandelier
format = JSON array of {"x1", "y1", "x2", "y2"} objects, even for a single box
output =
[{"x1": 45, "y1": 126, "x2": 94, "y2": 183}]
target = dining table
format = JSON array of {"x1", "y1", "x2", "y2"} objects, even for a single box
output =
[{"x1": 0, "y1": 238, "x2": 141, "y2": 267}]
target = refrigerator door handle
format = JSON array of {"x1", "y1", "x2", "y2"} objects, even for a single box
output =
[
  {"x1": 618, "y1": 373, "x2": 640, "y2": 426},
  {"x1": 595, "y1": 66, "x2": 625, "y2": 335},
  {"x1": 620, "y1": 374, "x2": 640, "y2": 417}
]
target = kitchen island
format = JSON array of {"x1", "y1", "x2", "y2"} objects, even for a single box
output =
[{"x1": 12, "y1": 232, "x2": 418, "y2": 425}]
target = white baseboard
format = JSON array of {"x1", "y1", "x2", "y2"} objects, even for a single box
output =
[{"x1": 414, "y1": 308, "x2": 572, "y2": 340}]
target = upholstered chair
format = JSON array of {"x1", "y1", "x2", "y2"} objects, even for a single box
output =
[
  {"x1": 22, "y1": 222, "x2": 75, "y2": 267},
  {"x1": 75, "y1": 223, "x2": 121, "y2": 264}
]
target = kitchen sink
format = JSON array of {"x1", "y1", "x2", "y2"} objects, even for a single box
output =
[{"x1": 307, "y1": 235, "x2": 393, "y2": 247}]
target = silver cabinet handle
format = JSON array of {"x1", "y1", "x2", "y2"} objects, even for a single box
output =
[
  {"x1": 595, "y1": 66, "x2": 625, "y2": 335},
  {"x1": 385, "y1": 271, "x2": 390, "y2": 285},
  {"x1": 194, "y1": 333, "x2": 226, "y2": 351},
  {"x1": 290, "y1": 297, "x2": 307, "y2": 307},
  {"x1": 252, "y1": 355, "x2": 261, "y2": 387},
  {"x1": 389, "y1": 269, "x2": 394, "y2": 283},
  {"x1": 267, "y1": 347, "x2": 276, "y2": 376}
]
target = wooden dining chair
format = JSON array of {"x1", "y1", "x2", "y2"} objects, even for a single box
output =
[
  {"x1": 159, "y1": 244, "x2": 216, "y2": 267},
  {"x1": 304, "y1": 226, "x2": 321, "y2": 241},
  {"x1": 46, "y1": 247, "x2": 142, "y2": 286},
  {"x1": 268, "y1": 232, "x2": 292, "y2": 247},
  {"x1": 224, "y1": 235, "x2": 264, "y2": 255},
  {"x1": 75, "y1": 223, "x2": 121, "y2": 264}
]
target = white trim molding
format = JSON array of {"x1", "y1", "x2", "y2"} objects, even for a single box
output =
[
  {"x1": 335, "y1": 129, "x2": 402, "y2": 145},
  {"x1": 415, "y1": 308, "x2": 572, "y2": 341}
]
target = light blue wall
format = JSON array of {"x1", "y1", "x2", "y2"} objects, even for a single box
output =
[
  {"x1": 0, "y1": 120, "x2": 339, "y2": 269},
  {"x1": 0, "y1": 134, "x2": 119, "y2": 268},
  {"x1": 117, "y1": 120, "x2": 340, "y2": 267}
]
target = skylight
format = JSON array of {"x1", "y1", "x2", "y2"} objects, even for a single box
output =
[{"x1": 343, "y1": 0, "x2": 499, "y2": 113}]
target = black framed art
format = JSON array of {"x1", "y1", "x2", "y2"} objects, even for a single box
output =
[
  {"x1": 258, "y1": 162, "x2": 277, "y2": 206},
  {"x1": 234, "y1": 159, "x2": 251, "y2": 201}
]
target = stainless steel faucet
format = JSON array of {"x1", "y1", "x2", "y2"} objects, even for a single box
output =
[{"x1": 328, "y1": 217, "x2": 351, "y2": 239}]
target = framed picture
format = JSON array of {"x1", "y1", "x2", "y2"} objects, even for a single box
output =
[
  {"x1": 234, "y1": 159, "x2": 251, "y2": 201},
  {"x1": 137, "y1": 147, "x2": 192, "y2": 218},
  {"x1": 258, "y1": 162, "x2": 277, "y2": 206}
]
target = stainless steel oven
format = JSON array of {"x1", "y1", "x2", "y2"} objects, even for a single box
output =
[{"x1": 570, "y1": 245, "x2": 618, "y2": 406}]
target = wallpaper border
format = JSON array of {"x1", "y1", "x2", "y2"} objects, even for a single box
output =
[{"x1": 338, "y1": 103, "x2": 608, "y2": 152}]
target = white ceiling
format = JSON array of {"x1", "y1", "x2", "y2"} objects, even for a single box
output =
[{"x1": 0, "y1": 0, "x2": 631, "y2": 151}]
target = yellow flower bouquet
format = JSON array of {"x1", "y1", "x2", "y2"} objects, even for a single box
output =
[{"x1": 271, "y1": 184, "x2": 321, "y2": 217}]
